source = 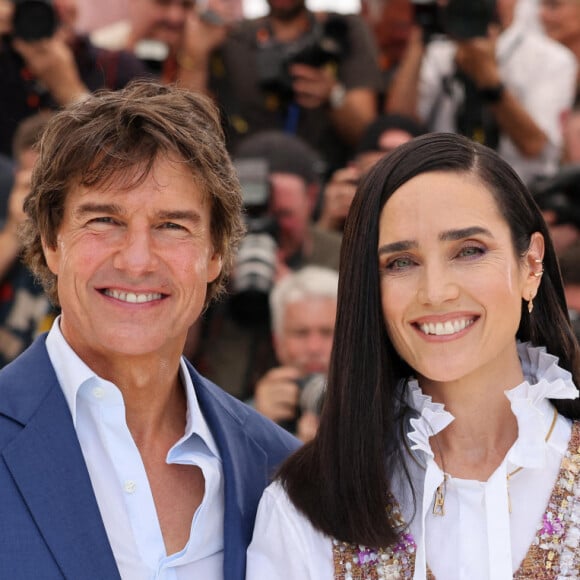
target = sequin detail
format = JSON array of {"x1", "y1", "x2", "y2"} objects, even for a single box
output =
[
  {"x1": 332, "y1": 495, "x2": 422, "y2": 579},
  {"x1": 333, "y1": 421, "x2": 580, "y2": 579},
  {"x1": 515, "y1": 421, "x2": 580, "y2": 578}
]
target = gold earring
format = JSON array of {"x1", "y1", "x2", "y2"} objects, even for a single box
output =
[
  {"x1": 533, "y1": 259, "x2": 544, "y2": 278},
  {"x1": 528, "y1": 294, "x2": 534, "y2": 314}
]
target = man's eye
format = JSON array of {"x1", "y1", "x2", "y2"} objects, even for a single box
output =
[
  {"x1": 89, "y1": 216, "x2": 116, "y2": 225},
  {"x1": 161, "y1": 222, "x2": 185, "y2": 230}
]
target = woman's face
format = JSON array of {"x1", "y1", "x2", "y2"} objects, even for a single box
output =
[{"x1": 377, "y1": 170, "x2": 543, "y2": 387}]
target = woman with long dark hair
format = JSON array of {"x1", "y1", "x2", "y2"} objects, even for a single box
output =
[{"x1": 246, "y1": 133, "x2": 580, "y2": 578}]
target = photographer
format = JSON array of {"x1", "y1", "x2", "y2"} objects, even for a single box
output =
[
  {"x1": 0, "y1": 0, "x2": 148, "y2": 157},
  {"x1": 251, "y1": 266, "x2": 337, "y2": 443},
  {"x1": 191, "y1": 131, "x2": 342, "y2": 400},
  {"x1": 205, "y1": 0, "x2": 382, "y2": 172},
  {"x1": 529, "y1": 162, "x2": 580, "y2": 255},
  {"x1": 386, "y1": 0, "x2": 577, "y2": 184}
]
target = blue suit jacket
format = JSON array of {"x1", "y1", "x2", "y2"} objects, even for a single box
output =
[{"x1": 0, "y1": 336, "x2": 299, "y2": 579}]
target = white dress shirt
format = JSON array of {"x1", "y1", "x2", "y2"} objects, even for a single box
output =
[
  {"x1": 46, "y1": 318, "x2": 224, "y2": 580},
  {"x1": 246, "y1": 342, "x2": 579, "y2": 579}
]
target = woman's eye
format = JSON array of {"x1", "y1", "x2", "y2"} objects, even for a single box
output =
[
  {"x1": 458, "y1": 245, "x2": 485, "y2": 259},
  {"x1": 386, "y1": 256, "x2": 414, "y2": 270}
]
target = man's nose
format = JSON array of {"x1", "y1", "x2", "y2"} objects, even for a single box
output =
[{"x1": 112, "y1": 227, "x2": 159, "y2": 275}]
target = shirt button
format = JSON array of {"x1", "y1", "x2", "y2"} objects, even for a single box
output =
[
  {"x1": 124, "y1": 480, "x2": 137, "y2": 494},
  {"x1": 92, "y1": 387, "x2": 105, "y2": 399}
]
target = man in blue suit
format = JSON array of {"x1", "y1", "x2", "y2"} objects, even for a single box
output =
[{"x1": 0, "y1": 80, "x2": 299, "y2": 579}]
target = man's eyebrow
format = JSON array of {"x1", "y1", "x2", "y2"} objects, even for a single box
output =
[
  {"x1": 378, "y1": 227, "x2": 493, "y2": 255},
  {"x1": 157, "y1": 209, "x2": 203, "y2": 223},
  {"x1": 74, "y1": 202, "x2": 121, "y2": 217},
  {"x1": 73, "y1": 204, "x2": 202, "y2": 222}
]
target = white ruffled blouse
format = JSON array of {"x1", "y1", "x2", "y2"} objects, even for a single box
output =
[{"x1": 246, "y1": 342, "x2": 579, "y2": 580}]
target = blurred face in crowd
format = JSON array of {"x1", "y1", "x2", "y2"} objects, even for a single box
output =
[
  {"x1": 496, "y1": 0, "x2": 518, "y2": 28},
  {"x1": 129, "y1": 0, "x2": 195, "y2": 50},
  {"x1": 53, "y1": 0, "x2": 78, "y2": 30},
  {"x1": 270, "y1": 173, "x2": 315, "y2": 261},
  {"x1": 0, "y1": 0, "x2": 12, "y2": 35},
  {"x1": 356, "y1": 128, "x2": 416, "y2": 175},
  {"x1": 540, "y1": 0, "x2": 580, "y2": 48},
  {"x1": 274, "y1": 296, "x2": 336, "y2": 375},
  {"x1": 267, "y1": 0, "x2": 306, "y2": 21}
]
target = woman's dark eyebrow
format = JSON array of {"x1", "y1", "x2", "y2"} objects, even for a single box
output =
[
  {"x1": 378, "y1": 226, "x2": 493, "y2": 255},
  {"x1": 378, "y1": 240, "x2": 417, "y2": 255},
  {"x1": 439, "y1": 226, "x2": 493, "y2": 241}
]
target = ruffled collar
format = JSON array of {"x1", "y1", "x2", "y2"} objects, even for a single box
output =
[{"x1": 405, "y1": 342, "x2": 578, "y2": 466}]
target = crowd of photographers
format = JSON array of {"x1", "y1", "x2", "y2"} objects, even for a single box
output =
[{"x1": 1, "y1": 0, "x2": 580, "y2": 438}]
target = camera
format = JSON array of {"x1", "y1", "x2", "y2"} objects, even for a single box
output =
[
  {"x1": 297, "y1": 373, "x2": 327, "y2": 416},
  {"x1": 256, "y1": 14, "x2": 349, "y2": 100},
  {"x1": 12, "y1": 0, "x2": 59, "y2": 41},
  {"x1": 412, "y1": 0, "x2": 496, "y2": 42},
  {"x1": 529, "y1": 165, "x2": 580, "y2": 230},
  {"x1": 229, "y1": 158, "x2": 279, "y2": 324}
]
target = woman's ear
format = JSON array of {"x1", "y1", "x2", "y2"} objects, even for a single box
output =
[{"x1": 522, "y1": 232, "x2": 545, "y2": 302}]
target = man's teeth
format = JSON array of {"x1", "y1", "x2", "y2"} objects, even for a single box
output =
[
  {"x1": 419, "y1": 318, "x2": 474, "y2": 336},
  {"x1": 104, "y1": 289, "x2": 162, "y2": 303}
]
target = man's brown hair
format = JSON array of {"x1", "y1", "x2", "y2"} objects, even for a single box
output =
[{"x1": 21, "y1": 80, "x2": 245, "y2": 306}]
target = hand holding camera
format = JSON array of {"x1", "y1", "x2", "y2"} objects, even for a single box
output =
[
  {"x1": 10, "y1": 0, "x2": 88, "y2": 105},
  {"x1": 317, "y1": 165, "x2": 360, "y2": 231},
  {"x1": 254, "y1": 366, "x2": 302, "y2": 424},
  {"x1": 454, "y1": 25, "x2": 501, "y2": 89},
  {"x1": 12, "y1": 34, "x2": 87, "y2": 105},
  {"x1": 289, "y1": 62, "x2": 337, "y2": 109},
  {"x1": 179, "y1": 0, "x2": 231, "y2": 67}
]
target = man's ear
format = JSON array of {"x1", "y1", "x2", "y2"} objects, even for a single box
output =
[
  {"x1": 207, "y1": 252, "x2": 222, "y2": 283},
  {"x1": 42, "y1": 237, "x2": 60, "y2": 275}
]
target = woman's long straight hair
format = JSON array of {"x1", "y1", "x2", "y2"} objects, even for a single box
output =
[{"x1": 278, "y1": 133, "x2": 580, "y2": 548}]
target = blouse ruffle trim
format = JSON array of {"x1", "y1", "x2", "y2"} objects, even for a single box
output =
[{"x1": 405, "y1": 342, "x2": 578, "y2": 463}]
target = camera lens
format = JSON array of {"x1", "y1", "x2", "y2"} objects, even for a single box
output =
[{"x1": 13, "y1": 0, "x2": 58, "y2": 41}]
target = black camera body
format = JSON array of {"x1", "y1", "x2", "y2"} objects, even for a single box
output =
[
  {"x1": 256, "y1": 14, "x2": 349, "y2": 100},
  {"x1": 13, "y1": 0, "x2": 58, "y2": 41},
  {"x1": 229, "y1": 158, "x2": 279, "y2": 324},
  {"x1": 412, "y1": 0, "x2": 496, "y2": 42},
  {"x1": 529, "y1": 165, "x2": 580, "y2": 231}
]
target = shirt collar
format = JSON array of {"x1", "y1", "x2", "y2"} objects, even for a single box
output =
[{"x1": 45, "y1": 316, "x2": 220, "y2": 459}]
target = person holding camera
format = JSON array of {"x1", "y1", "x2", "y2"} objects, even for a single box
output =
[
  {"x1": 316, "y1": 112, "x2": 426, "y2": 233},
  {"x1": 250, "y1": 266, "x2": 338, "y2": 443},
  {"x1": 387, "y1": 0, "x2": 577, "y2": 185},
  {"x1": 0, "y1": 0, "x2": 148, "y2": 158},
  {"x1": 203, "y1": 0, "x2": 382, "y2": 172},
  {"x1": 190, "y1": 131, "x2": 342, "y2": 401}
]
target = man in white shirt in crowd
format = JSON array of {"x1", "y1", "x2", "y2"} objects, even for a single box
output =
[
  {"x1": 0, "y1": 79, "x2": 298, "y2": 580},
  {"x1": 387, "y1": 0, "x2": 578, "y2": 185}
]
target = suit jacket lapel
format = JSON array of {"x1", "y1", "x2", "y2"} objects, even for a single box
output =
[
  {"x1": 1, "y1": 340, "x2": 120, "y2": 580},
  {"x1": 193, "y1": 369, "x2": 270, "y2": 580}
]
